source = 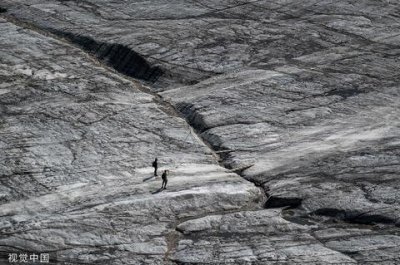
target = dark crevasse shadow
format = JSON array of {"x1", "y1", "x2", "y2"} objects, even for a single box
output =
[{"x1": 52, "y1": 30, "x2": 164, "y2": 83}]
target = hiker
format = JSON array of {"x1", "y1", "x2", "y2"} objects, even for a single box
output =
[
  {"x1": 161, "y1": 170, "x2": 168, "y2": 189},
  {"x1": 152, "y1": 158, "x2": 158, "y2": 176}
]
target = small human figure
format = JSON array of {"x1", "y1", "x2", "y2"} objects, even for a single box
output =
[
  {"x1": 161, "y1": 170, "x2": 168, "y2": 189},
  {"x1": 152, "y1": 158, "x2": 158, "y2": 176}
]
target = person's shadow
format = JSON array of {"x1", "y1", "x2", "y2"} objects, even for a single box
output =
[
  {"x1": 143, "y1": 175, "x2": 156, "y2": 182},
  {"x1": 151, "y1": 187, "x2": 164, "y2": 194}
]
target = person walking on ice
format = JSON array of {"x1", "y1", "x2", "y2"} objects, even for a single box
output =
[
  {"x1": 152, "y1": 158, "x2": 158, "y2": 177},
  {"x1": 161, "y1": 170, "x2": 168, "y2": 189}
]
